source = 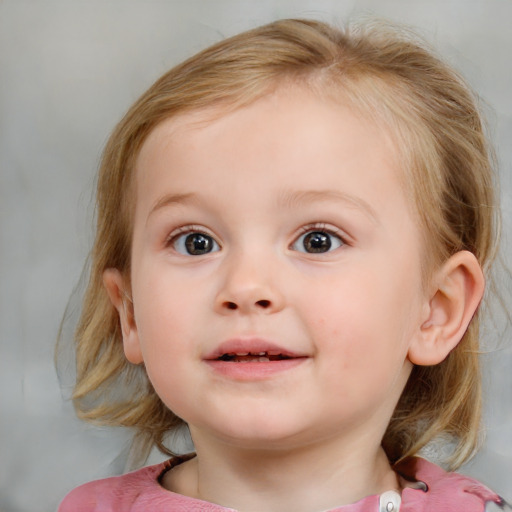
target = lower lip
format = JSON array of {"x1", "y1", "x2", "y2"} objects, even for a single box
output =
[{"x1": 205, "y1": 358, "x2": 307, "y2": 380}]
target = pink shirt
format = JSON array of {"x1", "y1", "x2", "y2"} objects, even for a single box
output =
[{"x1": 59, "y1": 456, "x2": 507, "y2": 511}]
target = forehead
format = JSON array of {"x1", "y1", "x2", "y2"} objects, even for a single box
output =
[{"x1": 137, "y1": 87, "x2": 397, "y2": 182}]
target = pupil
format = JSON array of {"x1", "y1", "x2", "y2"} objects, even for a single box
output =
[
  {"x1": 304, "y1": 231, "x2": 331, "y2": 253},
  {"x1": 185, "y1": 233, "x2": 212, "y2": 255}
]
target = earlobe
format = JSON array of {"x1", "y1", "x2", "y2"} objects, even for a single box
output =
[
  {"x1": 408, "y1": 251, "x2": 485, "y2": 366},
  {"x1": 103, "y1": 268, "x2": 144, "y2": 364}
]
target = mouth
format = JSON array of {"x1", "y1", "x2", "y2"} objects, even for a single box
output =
[
  {"x1": 205, "y1": 338, "x2": 305, "y2": 362},
  {"x1": 216, "y1": 351, "x2": 294, "y2": 363},
  {"x1": 204, "y1": 338, "x2": 308, "y2": 379}
]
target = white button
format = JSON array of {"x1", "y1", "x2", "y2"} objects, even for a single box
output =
[{"x1": 379, "y1": 490, "x2": 401, "y2": 512}]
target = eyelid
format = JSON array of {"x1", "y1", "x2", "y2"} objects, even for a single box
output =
[
  {"x1": 165, "y1": 225, "x2": 221, "y2": 250},
  {"x1": 294, "y1": 223, "x2": 349, "y2": 244}
]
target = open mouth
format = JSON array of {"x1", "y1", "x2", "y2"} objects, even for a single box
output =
[
  {"x1": 205, "y1": 342, "x2": 307, "y2": 379},
  {"x1": 217, "y1": 352, "x2": 294, "y2": 363}
]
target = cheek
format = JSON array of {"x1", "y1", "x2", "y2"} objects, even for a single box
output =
[
  {"x1": 130, "y1": 277, "x2": 199, "y2": 394},
  {"x1": 133, "y1": 261, "x2": 205, "y2": 342},
  {"x1": 134, "y1": 304, "x2": 195, "y2": 419},
  {"x1": 300, "y1": 268, "x2": 419, "y2": 369}
]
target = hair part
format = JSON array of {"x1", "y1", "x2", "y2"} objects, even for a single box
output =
[{"x1": 66, "y1": 18, "x2": 499, "y2": 469}]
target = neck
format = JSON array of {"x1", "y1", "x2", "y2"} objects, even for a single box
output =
[{"x1": 164, "y1": 433, "x2": 399, "y2": 512}]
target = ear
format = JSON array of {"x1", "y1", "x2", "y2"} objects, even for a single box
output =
[
  {"x1": 103, "y1": 268, "x2": 143, "y2": 364},
  {"x1": 408, "y1": 251, "x2": 485, "y2": 366}
]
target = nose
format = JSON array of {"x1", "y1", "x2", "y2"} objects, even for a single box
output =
[{"x1": 214, "y1": 251, "x2": 285, "y2": 315}]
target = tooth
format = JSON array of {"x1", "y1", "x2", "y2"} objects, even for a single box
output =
[
  {"x1": 236, "y1": 352, "x2": 249, "y2": 356},
  {"x1": 258, "y1": 357, "x2": 270, "y2": 362},
  {"x1": 257, "y1": 352, "x2": 266, "y2": 356}
]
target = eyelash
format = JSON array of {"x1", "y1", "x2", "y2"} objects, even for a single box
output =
[{"x1": 295, "y1": 223, "x2": 345, "y2": 240}]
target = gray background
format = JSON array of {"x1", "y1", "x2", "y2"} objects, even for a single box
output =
[{"x1": 1, "y1": 1, "x2": 511, "y2": 511}]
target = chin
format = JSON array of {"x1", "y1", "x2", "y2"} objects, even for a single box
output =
[{"x1": 202, "y1": 417, "x2": 314, "y2": 451}]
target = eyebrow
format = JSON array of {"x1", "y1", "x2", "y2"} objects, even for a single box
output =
[
  {"x1": 278, "y1": 189, "x2": 379, "y2": 224},
  {"x1": 147, "y1": 189, "x2": 379, "y2": 224},
  {"x1": 147, "y1": 192, "x2": 197, "y2": 221}
]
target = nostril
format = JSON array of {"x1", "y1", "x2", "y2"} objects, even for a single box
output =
[{"x1": 221, "y1": 299, "x2": 272, "y2": 311}]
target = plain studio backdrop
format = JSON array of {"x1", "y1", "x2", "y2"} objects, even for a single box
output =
[{"x1": 1, "y1": 1, "x2": 511, "y2": 511}]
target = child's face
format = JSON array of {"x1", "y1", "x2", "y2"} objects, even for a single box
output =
[{"x1": 121, "y1": 87, "x2": 430, "y2": 452}]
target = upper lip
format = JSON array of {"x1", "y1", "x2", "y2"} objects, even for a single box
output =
[{"x1": 204, "y1": 337, "x2": 307, "y2": 360}]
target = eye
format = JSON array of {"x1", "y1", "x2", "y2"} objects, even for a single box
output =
[
  {"x1": 172, "y1": 231, "x2": 220, "y2": 256},
  {"x1": 292, "y1": 229, "x2": 344, "y2": 254}
]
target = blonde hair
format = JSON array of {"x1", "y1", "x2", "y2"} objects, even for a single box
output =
[{"x1": 67, "y1": 18, "x2": 499, "y2": 469}]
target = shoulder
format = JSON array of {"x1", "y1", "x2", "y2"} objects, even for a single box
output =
[
  {"x1": 57, "y1": 460, "x2": 172, "y2": 512},
  {"x1": 57, "y1": 455, "x2": 231, "y2": 512},
  {"x1": 396, "y1": 457, "x2": 510, "y2": 512}
]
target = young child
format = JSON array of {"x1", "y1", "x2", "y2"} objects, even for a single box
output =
[{"x1": 58, "y1": 18, "x2": 510, "y2": 511}]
